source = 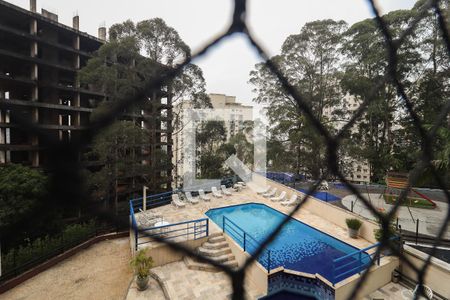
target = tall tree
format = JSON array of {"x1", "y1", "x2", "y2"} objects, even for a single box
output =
[
  {"x1": 79, "y1": 18, "x2": 210, "y2": 203},
  {"x1": 250, "y1": 19, "x2": 347, "y2": 178}
]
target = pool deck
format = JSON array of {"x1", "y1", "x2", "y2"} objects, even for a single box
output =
[{"x1": 135, "y1": 183, "x2": 373, "y2": 251}]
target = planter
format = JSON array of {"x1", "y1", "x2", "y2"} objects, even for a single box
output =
[
  {"x1": 348, "y1": 228, "x2": 359, "y2": 238},
  {"x1": 136, "y1": 275, "x2": 149, "y2": 291}
]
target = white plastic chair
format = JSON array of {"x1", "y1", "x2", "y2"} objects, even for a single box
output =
[
  {"x1": 257, "y1": 186, "x2": 270, "y2": 195},
  {"x1": 221, "y1": 185, "x2": 232, "y2": 196},
  {"x1": 211, "y1": 187, "x2": 223, "y2": 198},
  {"x1": 270, "y1": 191, "x2": 286, "y2": 202},
  {"x1": 185, "y1": 191, "x2": 199, "y2": 204},
  {"x1": 263, "y1": 187, "x2": 277, "y2": 198},
  {"x1": 172, "y1": 194, "x2": 186, "y2": 208},
  {"x1": 281, "y1": 194, "x2": 298, "y2": 206},
  {"x1": 199, "y1": 189, "x2": 211, "y2": 201}
]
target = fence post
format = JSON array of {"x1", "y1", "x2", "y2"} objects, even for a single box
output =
[
  {"x1": 358, "y1": 251, "x2": 362, "y2": 273},
  {"x1": 134, "y1": 225, "x2": 138, "y2": 251},
  {"x1": 415, "y1": 219, "x2": 419, "y2": 245},
  {"x1": 222, "y1": 216, "x2": 225, "y2": 233},
  {"x1": 243, "y1": 232, "x2": 246, "y2": 251},
  {"x1": 206, "y1": 219, "x2": 209, "y2": 237}
]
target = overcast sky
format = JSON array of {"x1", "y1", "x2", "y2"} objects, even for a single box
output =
[{"x1": 8, "y1": 0, "x2": 416, "y2": 107}]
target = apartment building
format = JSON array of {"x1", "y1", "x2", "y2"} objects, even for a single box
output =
[
  {"x1": 0, "y1": 0, "x2": 172, "y2": 200},
  {"x1": 172, "y1": 93, "x2": 253, "y2": 187}
]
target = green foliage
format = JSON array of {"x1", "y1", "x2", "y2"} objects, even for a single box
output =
[
  {"x1": 250, "y1": 0, "x2": 450, "y2": 185},
  {"x1": 345, "y1": 218, "x2": 363, "y2": 230},
  {"x1": 130, "y1": 249, "x2": 154, "y2": 278},
  {"x1": 383, "y1": 194, "x2": 435, "y2": 209},
  {"x1": 250, "y1": 19, "x2": 348, "y2": 178},
  {"x1": 84, "y1": 121, "x2": 153, "y2": 209},
  {"x1": 0, "y1": 164, "x2": 49, "y2": 239},
  {"x1": 1, "y1": 220, "x2": 97, "y2": 273}
]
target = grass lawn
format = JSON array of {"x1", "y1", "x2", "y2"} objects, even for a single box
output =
[{"x1": 383, "y1": 194, "x2": 435, "y2": 209}]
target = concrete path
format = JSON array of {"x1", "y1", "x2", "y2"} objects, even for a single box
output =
[
  {"x1": 342, "y1": 193, "x2": 450, "y2": 239},
  {"x1": 0, "y1": 238, "x2": 133, "y2": 300}
]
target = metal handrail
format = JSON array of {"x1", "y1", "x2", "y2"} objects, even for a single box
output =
[
  {"x1": 136, "y1": 218, "x2": 209, "y2": 247},
  {"x1": 332, "y1": 236, "x2": 400, "y2": 283},
  {"x1": 222, "y1": 215, "x2": 272, "y2": 272}
]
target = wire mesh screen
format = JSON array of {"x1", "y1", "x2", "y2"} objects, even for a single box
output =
[{"x1": 1, "y1": 0, "x2": 449, "y2": 299}]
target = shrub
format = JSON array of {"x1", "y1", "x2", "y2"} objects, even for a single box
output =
[
  {"x1": 130, "y1": 249, "x2": 153, "y2": 278},
  {"x1": 1, "y1": 220, "x2": 97, "y2": 274},
  {"x1": 346, "y1": 218, "x2": 362, "y2": 230}
]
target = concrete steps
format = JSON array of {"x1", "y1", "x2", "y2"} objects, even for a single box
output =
[
  {"x1": 184, "y1": 232, "x2": 239, "y2": 272},
  {"x1": 209, "y1": 235, "x2": 226, "y2": 243},
  {"x1": 197, "y1": 246, "x2": 231, "y2": 257},
  {"x1": 202, "y1": 240, "x2": 229, "y2": 250}
]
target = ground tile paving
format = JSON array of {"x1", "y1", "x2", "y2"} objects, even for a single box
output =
[{"x1": 151, "y1": 261, "x2": 263, "y2": 300}]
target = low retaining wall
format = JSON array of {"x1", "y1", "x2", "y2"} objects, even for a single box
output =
[
  {"x1": 402, "y1": 245, "x2": 450, "y2": 298},
  {"x1": 334, "y1": 256, "x2": 399, "y2": 299},
  {"x1": 265, "y1": 257, "x2": 398, "y2": 300},
  {"x1": 0, "y1": 231, "x2": 128, "y2": 294},
  {"x1": 253, "y1": 174, "x2": 379, "y2": 243},
  {"x1": 222, "y1": 227, "x2": 268, "y2": 295},
  {"x1": 144, "y1": 238, "x2": 207, "y2": 267}
]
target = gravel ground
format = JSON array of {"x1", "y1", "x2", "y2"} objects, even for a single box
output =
[{"x1": 0, "y1": 238, "x2": 132, "y2": 300}]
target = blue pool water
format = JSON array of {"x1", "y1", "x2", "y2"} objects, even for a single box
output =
[
  {"x1": 206, "y1": 203, "x2": 370, "y2": 283},
  {"x1": 298, "y1": 189, "x2": 341, "y2": 202}
]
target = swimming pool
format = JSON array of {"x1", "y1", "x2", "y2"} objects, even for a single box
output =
[{"x1": 206, "y1": 203, "x2": 370, "y2": 283}]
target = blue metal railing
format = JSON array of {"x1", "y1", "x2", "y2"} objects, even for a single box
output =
[
  {"x1": 332, "y1": 237, "x2": 399, "y2": 284},
  {"x1": 129, "y1": 191, "x2": 209, "y2": 250},
  {"x1": 222, "y1": 215, "x2": 272, "y2": 272},
  {"x1": 130, "y1": 190, "x2": 178, "y2": 211},
  {"x1": 137, "y1": 218, "x2": 209, "y2": 248}
]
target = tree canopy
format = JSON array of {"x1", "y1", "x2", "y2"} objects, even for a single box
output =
[{"x1": 250, "y1": 0, "x2": 450, "y2": 185}]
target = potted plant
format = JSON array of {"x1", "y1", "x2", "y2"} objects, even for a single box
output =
[
  {"x1": 346, "y1": 218, "x2": 362, "y2": 238},
  {"x1": 130, "y1": 249, "x2": 154, "y2": 291},
  {"x1": 374, "y1": 226, "x2": 401, "y2": 255}
]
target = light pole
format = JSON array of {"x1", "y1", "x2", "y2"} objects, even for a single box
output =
[{"x1": 143, "y1": 186, "x2": 149, "y2": 211}]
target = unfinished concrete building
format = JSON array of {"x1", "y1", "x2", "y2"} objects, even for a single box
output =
[{"x1": 0, "y1": 0, "x2": 173, "y2": 205}]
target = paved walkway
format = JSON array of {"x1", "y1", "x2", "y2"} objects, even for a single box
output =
[
  {"x1": 126, "y1": 261, "x2": 263, "y2": 300},
  {"x1": 365, "y1": 282, "x2": 416, "y2": 300},
  {"x1": 1, "y1": 238, "x2": 133, "y2": 300},
  {"x1": 342, "y1": 193, "x2": 450, "y2": 239}
]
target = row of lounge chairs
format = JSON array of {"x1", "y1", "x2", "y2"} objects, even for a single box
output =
[
  {"x1": 172, "y1": 182, "x2": 247, "y2": 208},
  {"x1": 256, "y1": 186, "x2": 301, "y2": 206}
]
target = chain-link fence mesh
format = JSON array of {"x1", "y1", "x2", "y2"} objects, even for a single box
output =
[{"x1": 1, "y1": 0, "x2": 449, "y2": 299}]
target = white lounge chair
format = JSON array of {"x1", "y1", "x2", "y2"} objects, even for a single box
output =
[
  {"x1": 257, "y1": 186, "x2": 271, "y2": 195},
  {"x1": 199, "y1": 189, "x2": 211, "y2": 201},
  {"x1": 221, "y1": 185, "x2": 232, "y2": 196},
  {"x1": 172, "y1": 194, "x2": 186, "y2": 208},
  {"x1": 270, "y1": 191, "x2": 286, "y2": 202},
  {"x1": 185, "y1": 191, "x2": 199, "y2": 204},
  {"x1": 236, "y1": 181, "x2": 247, "y2": 188},
  {"x1": 211, "y1": 187, "x2": 223, "y2": 198},
  {"x1": 281, "y1": 194, "x2": 298, "y2": 206},
  {"x1": 263, "y1": 187, "x2": 277, "y2": 198}
]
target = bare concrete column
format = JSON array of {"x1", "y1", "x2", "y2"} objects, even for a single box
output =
[
  {"x1": 30, "y1": 0, "x2": 36, "y2": 12},
  {"x1": 73, "y1": 15, "x2": 79, "y2": 30},
  {"x1": 31, "y1": 151, "x2": 39, "y2": 167},
  {"x1": 98, "y1": 27, "x2": 106, "y2": 41}
]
